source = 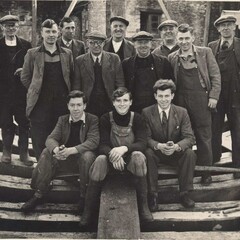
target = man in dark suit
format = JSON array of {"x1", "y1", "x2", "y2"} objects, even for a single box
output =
[
  {"x1": 103, "y1": 16, "x2": 136, "y2": 61},
  {"x1": 21, "y1": 19, "x2": 74, "y2": 160},
  {"x1": 208, "y1": 15, "x2": 240, "y2": 177},
  {"x1": 152, "y1": 19, "x2": 179, "y2": 57},
  {"x1": 57, "y1": 17, "x2": 85, "y2": 62},
  {"x1": 168, "y1": 24, "x2": 221, "y2": 185},
  {"x1": 73, "y1": 30, "x2": 125, "y2": 118},
  {"x1": 142, "y1": 79, "x2": 196, "y2": 211},
  {"x1": 0, "y1": 15, "x2": 33, "y2": 166},
  {"x1": 122, "y1": 31, "x2": 174, "y2": 113},
  {"x1": 21, "y1": 90, "x2": 99, "y2": 213}
]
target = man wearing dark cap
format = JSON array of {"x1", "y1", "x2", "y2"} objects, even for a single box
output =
[
  {"x1": 21, "y1": 19, "x2": 74, "y2": 160},
  {"x1": 0, "y1": 14, "x2": 33, "y2": 165},
  {"x1": 122, "y1": 31, "x2": 174, "y2": 113},
  {"x1": 57, "y1": 17, "x2": 85, "y2": 62},
  {"x1": 103, "y1": 16, "x2": 136, "y2": 61},
  {"x1": 168, "y1": 24, "x2": 221, "y2": 185},
  {"x1": 73, "y1": 30, "x2": 125, "y2": 118},
  {"x1": 208, "y1": 15, "x2": 240, "y2": 177},
  {"x1": 152, "y1": 19, "x2": 179, "y2": 57}
]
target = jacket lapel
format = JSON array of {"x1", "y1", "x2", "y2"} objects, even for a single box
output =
[
  {"x1": 101, "y1": 51, "x2": 111, "y2": 87},
  {"x1": 152, "y1": 104, "x2": 163, "y2": 135},
  {"x1": 83, "y1": 53, "x2": 95, "y2": 81},
  {"x1": 167, "y1": 106, "x2": 179, "y2": 140},
  {"x1": 212, "y1": 39, "x2": 220, "y2": 57}
]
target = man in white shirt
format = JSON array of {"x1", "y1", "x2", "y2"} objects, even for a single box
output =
[{"x1": 142, "y1": 79, "x2": 196, "y2": 211}]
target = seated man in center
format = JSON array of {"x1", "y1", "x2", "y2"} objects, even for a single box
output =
[
  {"x1": 80, "y1": 87, "x2": 153, "y2": 227},
  {"x1": 142, "y1": 79, "x2": 196, "y2": 211}
]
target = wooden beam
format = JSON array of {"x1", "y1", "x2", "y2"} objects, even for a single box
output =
[
  {"x1": 64, "y1": 0, "x2": 79, "y2": 17},
  {"x1": 31, "y1": 0, "x2": 37, "y2": 47},
  {"x1": 203, "y1": 2, "x2": 211, "y2": 46},
  {"x1": 157, "y1": 0, "x2": 171, "y2": 20}
]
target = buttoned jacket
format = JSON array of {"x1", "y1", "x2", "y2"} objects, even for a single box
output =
[
  {"x1": 168, "y1": 45, "x2": 221, "y2": 100},
  {"x1": 21, "y1": 45, "x2": 73, "y2": 117}
]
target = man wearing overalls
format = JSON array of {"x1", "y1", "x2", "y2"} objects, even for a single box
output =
[
  {"x1": 208, "y1": 15, "x2": 240, "y2": 178},
  {"x1": 80, "y1": 87, "x2": 153, "y2": 227},
  {"x1": 168, "y1": 24, "x2": 221, "y2": 185}
]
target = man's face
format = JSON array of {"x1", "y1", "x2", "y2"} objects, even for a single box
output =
[
  {"x1": 1, "y1": 21, "x2": 19, "y2": 38},
  {"x1": 154, "y1": 89, "x2": 174, "y2": 110},
  {"x1": 113, "y1": 93, "x2": 132, "y2": 115},
  {"x1": 134, "y1": 39, "x2": 152, "y2": 57},
  {"x1": 67, "y1": 97, "x2": 86, "y2": 121},
  {"x1": 61, "y1": 21, "x2": 75, "y2": 41},
  {"x1": 161, "y1": 25, "x2": 177, "y2": 43},
  {"x1": 177, "y1": 31, "x2": 194, "y2": 52},
  {"x1": 111, "y1": 20, "x2": 127, "y2": 40},
  {"x1": 217, "y1": 22, "x2": 236, "y2": 39},
  {"x1": 87, "y1": 39, "x2": 104, "y2": 56},
  {"x1": 41, "y1": 24, "x2": 59, "y2": 45}
]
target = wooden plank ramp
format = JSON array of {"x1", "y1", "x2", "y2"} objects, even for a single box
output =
[{"x1": 97, "y1": 174, "x2": 140, "y2": 239}]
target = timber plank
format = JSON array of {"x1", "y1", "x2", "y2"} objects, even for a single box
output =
[{"x1": 97, "y1": 174, "x2": 140, "y2": 239}]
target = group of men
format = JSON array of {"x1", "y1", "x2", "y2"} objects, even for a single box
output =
[{"x1": 0, "y1": 12, "x2": 239, "y2": 227}]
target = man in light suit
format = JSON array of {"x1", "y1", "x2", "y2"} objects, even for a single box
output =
[
  {"x1": 57, "y1": 17, "x2": 85, "y2": 62},
  {"x1": 21, "y1": 19, "x2": 74, "y2": 160},
  {"x1": 103, "y1": 16, "x2": 136, "y2": 61},
  {"x1": 168, "y1": 24, "x2": 221, "y2": 185},
  {"x1": 73, "y1": 30, "x2": 125, "y2": 118},
  {"x1": 21, "y1": 90, "x2": 99, "y2": 213},
  {"x1": 142, "y1": 79, "x2": 196, "y2": 211},
  {"x1": 208, "y1": 15, "x2": 240, "y2": 177}
]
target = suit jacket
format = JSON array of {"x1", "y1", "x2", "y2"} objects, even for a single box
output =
[
  {"x1": 46, "y1": 113, "x2": 99, "y2": 154},
  {"x1": 73, "y1": 51, "x2": 125, "y2": 101},
  {"x1": 57, "y1": 38, "x2": 85, "y2": 62},
  {"x1": 168, "y1": 45, "x2": 221, "y2": 100},
  {"x1": 142, "y1": 104, "x2": 195, "y2": 151},
  {"x1": 122, "y1": 53, "x2": 174, "y2": 93},
  {"x1": 0, "y1": 36, "x2": 31, "y2": 97},
  {"x1": 103, "y1": 37, "x2": 136, "y2": 60},
  {"x1": 21, "y1": 44, "x2": 74, "y2": 117}
]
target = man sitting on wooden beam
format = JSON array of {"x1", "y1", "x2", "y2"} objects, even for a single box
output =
[
  {"x1": 80, "y1": 87, "x2": 153, "y2": 227},
  {"x1": 142, "y1": 79, "x2": 196, "y2": 210},
  {"x1": 21, "y1": 90, "x2": 99, "y2": 213}
]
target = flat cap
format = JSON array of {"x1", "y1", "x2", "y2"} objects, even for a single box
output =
[
  {"x1": 85, "y1": 30, "x2": 107, "y2": 41},
  {"x1": 110, "y1": 16, "x2": 129, "y2": 26},
  {"x1": 132, "y1": 31, "x2": 153, "y2": 41},
  {"x1": 158, "y1": 19, "x2": 178, "y2": 30},
  {"x1": 214, "y1": 15, "x2": 236, "y2": 27},
  {"x1": 0, "y1": 14, "x2": 19, "y2": 24}
]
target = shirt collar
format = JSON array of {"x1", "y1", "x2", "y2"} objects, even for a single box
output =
[
  {"x1": 91, "y1": 52, "x2": 102, "y2": 63},
  {"x1": 157, "y1": 105, "x2": 171, "y2": 119},
  {"x1": 220, "y1": 38, "x2": 233, "y2": 47},
  {"x1": 177, "y1": 45, "x2": 196, "y2": 57},
  {"x1": 5, "y1": 36, "x2": 17, "y2": 46},
  {"x1": 69, "y1": 112, "x2": 86, "y2": 124},
  {"x1": 62, "y1": 37, "x2": 73, "y2": 46}
]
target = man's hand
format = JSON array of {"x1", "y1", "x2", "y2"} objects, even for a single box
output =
[
  {"x1": 157, "y1": 141, "x2": 177, "y2": 156},
  {"x1": 14, "y1": 68, "x2": 23, "y2": 77},
  {"x1": 112, "y1": 157, "x2": 126, "y2": 171},
  {"x1": 53, "y1": 146, "x2": 78, "y2": 160},
  {"x1": 208, "y1": 98, "x2": 218, "y2": 109},
  {"x1": 109, "y1": 146, "x2": 128, "y2": 163}
]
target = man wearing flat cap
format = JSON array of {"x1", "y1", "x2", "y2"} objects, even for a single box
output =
[
  {"x1": 73, "y1": 30, "x2": 125, "y2": 118},
  {"x1": 208, "y1": 15, "x2": 240, "y2": 177},
  {"x1": 122, "y1": 31, "x2": 174, "y2": 113},
  {"x1": 21, "y1": 19, "x2": 74, "y2": 160},
  {"x1": 0, "y1": 14, "x2": 33, "y2": 166},
  {"x1": 103, "y1": 16, "x2": 136, "y2": 61},
  {"x1": 168, "y1": 24, "x2": 221, "y2": 185},
  {"x1": 152, "y1": 19, "x2": 179, "y2": 57}
]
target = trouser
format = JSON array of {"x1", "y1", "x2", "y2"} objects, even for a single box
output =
[
  {"x1": 175, "y1": 91, "x2": 213, "y2": 166},
  {"x1": 89, "y1": 151, "x2": 147, "y2": 181},
  {"x1": 31, "y1": 148, "x2": 96, "y2": 197},
  {"x1": 145, "y1": 148, "x2": 196, "y2": 194},
  {"x1": 212, "y1": 97, "x2": 240, "y2": 167}
]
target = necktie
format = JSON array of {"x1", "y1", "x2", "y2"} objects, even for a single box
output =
[
  {"x1": 95, "y1": 57, "x2": 100, "y2": 67},
  {"x1": 221, "y1": 41, "x2": 229, "y2": 51},
  {"x1": 161, "y1": 111, "x2": 168, "y2": 138}
]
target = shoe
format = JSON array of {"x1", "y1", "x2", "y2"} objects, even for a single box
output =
[
  {"x1": 21, "y1": 196, "x2": 43, "y2": 213},
  {"x1": 149, "y1": 193, "x2": 158, "y2": 212},
  {"x1": 180, "y1": 194, "x2": 195, "y2": 208},
  {"x1": 1, "y1": 150, "x2": 11, "y2": 164},
  {"x1": 201, "y1": 173, "x2": 212, "y2": 186},
  {"x1": 234, "y1": 172, "x2": 240, "y2": 179}
]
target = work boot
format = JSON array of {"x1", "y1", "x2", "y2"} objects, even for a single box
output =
[
  {"x1": 180, "y1": 193, "x2": 195, "y2": 208},
  {"x1": 79, "y1": 180, "x2": 102, "y2": 227},
  {"x1": 148, "y1": 192, "x2": 158, "y2": 212},
  {"x1": 134, "y1": 176, "x2": 154, "y2": 223},
  {"x1": 19, "y1": 127, "x2": 33, "y2": 166},
  {"x1": 21, "y1": 195, "x2": 44, "y2": 213},
  {"x1": 1, "y1": 127, "x2": 15, "y2": 164}
]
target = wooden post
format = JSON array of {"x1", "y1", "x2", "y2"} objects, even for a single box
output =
[
  {"x1": 32, "y1": 0, "x2": 37, "y2": 47},
  {"x1": 203, "y1": 2, "x2": 211, "y2": 46},
  {"x1": 64, "y1": 0, "x2": 79, "y2": 17},
  {"x1": 157, "y1": 0, "x2": 171, "y2": 20}
]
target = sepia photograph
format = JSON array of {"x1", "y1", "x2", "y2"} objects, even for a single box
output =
[{"x1": 0, "y1": 0, "x2": 240, "y2": 239}]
